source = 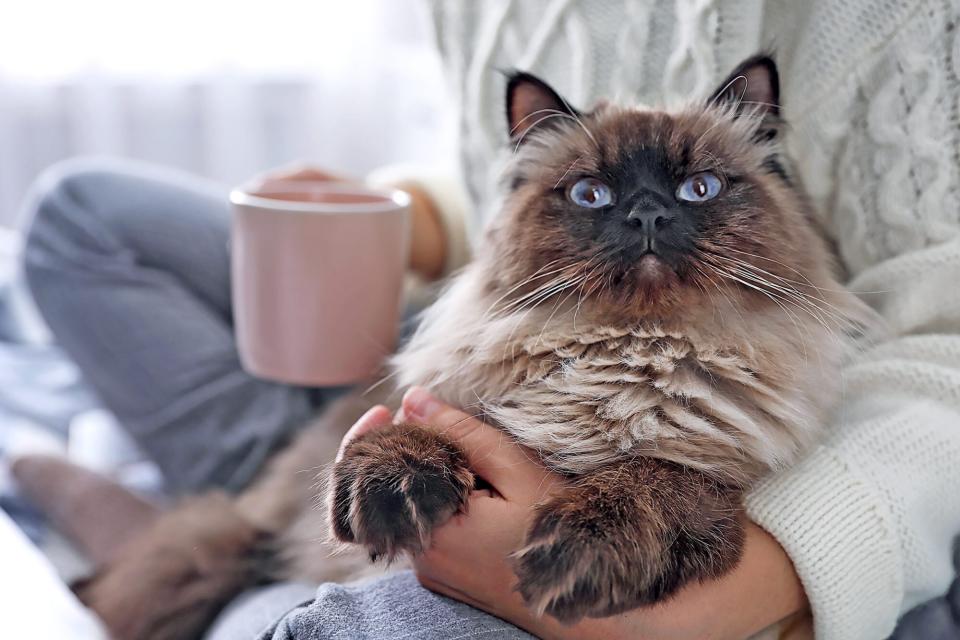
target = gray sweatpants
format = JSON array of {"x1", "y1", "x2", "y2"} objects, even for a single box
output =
[
  {"x1": 21, "y1": 157, "x2": 324, "y2": 494},
  {"x1": 20, "y1": 158, "x2": 528, "y2": 639}
]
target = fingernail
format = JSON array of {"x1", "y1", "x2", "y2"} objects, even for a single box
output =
[
  {"x1": 403, "y1": 386, "x2": 442, "y2": 421},
  {"x1": 355, "y1": 406, "x2": 385, "y2": 429},
  {"x1": 347, "y1": 406, "x2": 390, "y2": 441},
  {"x1": 337, "y1": 406, "x2": 391, "y2": 462}
]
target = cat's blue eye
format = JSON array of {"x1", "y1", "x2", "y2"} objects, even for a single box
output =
[
  {"x1": 568, "y1": 177, "x2": 613, "y2": 209},
  {"x1": 677, "y1": 172, "x2": 723, "y2": 202}
]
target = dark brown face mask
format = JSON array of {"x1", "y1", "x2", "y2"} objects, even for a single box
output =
[{"x1": 488, "y1": 55, "x2": 814, "y2": 320}]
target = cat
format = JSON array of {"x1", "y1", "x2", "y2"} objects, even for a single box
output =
[
  {"x1": 328, "y1": 54, "x2": 874, "y2": 622},
  {"x1": 73, "y1": 54, "x2": 873, "y2": 639}
]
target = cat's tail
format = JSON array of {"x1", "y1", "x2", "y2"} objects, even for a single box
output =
[
  {"x1": 12, "y1": 388, "x2": 391, "y2": 640},
  {"x1": 74, "y1": 491, "x2": 279, "y2": 640}
]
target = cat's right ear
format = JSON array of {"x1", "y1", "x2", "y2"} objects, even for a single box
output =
[{"x1": 506, "y1": 72, "x2": 580, "y2": 144}]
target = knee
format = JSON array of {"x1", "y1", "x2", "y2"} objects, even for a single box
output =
[
  {"x1": 21, "y1": 159, "x2": 120, "y2": 309},
  {"x1": 21, "y1": 157, "x2": 127, "y2": 278},
  {"x1": 24, "y1": 156, "x2": 121, "y2": 232}
]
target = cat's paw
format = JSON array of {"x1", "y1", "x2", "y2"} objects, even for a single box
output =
[
  {"x1": 513, "y1": 492, "x2": 654, "y2": 623},
  {"x1": 513, "y1": 466, "x2": 744, "y2": 623},
  {"x1": 329, "y1": 424, "x2": 474, "y2": 561}
]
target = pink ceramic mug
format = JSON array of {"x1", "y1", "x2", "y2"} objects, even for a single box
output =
[{"x1": 230, "y1": 180, "x2": 411, "y2": 386}]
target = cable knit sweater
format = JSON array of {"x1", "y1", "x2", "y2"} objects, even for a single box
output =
[{"x1": 371, "y1": 1, "x2": 960, "y2": 638}]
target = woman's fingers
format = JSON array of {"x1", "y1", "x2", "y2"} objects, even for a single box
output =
[
  {"x1": 250, "y1": 163, "x2": 356, "y2": 192},
  {"x1": 335, "y1": 404, "x2": 393, "y2": 462},
  {"x1": 400, "y1": 387, "x2": 558, "y2": 504}
]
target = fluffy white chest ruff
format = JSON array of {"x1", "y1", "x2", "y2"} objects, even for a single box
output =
[
  {"x1": 481, "y1": 326, "x2": 814, "y2": 477},
  {"x1": 393, "y1": 271, "x2": 843, "y2": 483}
]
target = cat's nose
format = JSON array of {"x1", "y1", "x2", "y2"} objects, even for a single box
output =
[{"x1": 624, "y1": 208, "x2": 676, "y2": 237}]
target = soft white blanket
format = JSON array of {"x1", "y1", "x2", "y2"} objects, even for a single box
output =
[{"x1": 0, "y1": 508, "x2": 104, "y2": 639}]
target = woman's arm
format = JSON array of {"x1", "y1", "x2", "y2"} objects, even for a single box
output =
[
  {"x1": 738, "y1": 5, "x2": 960, "y2": 637},
  {"x1": 342, "y1": 389, "x2": 808, "y2": 640}
]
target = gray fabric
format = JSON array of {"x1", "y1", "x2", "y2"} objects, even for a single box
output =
[
  {"x1": 207, "y1": 582, "x2": 319, "y2": 640},
  {"x1": 19, "y1": 157, "x2": 325, "y2": 493},
  {"x1": 255, "y1": 572, "x2": 533, "y2": 640},
  {"x1": 888, "y1": 540, "x2": 960, "y2": 640}
]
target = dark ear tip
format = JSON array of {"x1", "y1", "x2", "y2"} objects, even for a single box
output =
[
  {"x1": 742, "y1": 53, "x2": 780, "y2": 99},
  {"x1": 737, "y1": 52, "x2": 778, "y2": 72},
  {"x1": 504, "y1": 71, "x2": 578, "y2": 142},
  {"x1": 505, "y1": 70, "x2": 535, "y2": 110},
  {"x1": 505, "y1": 70, "x2": 554, "y2": 95},
  {"x1": 709, "y1": 52, "x2": 782, "y2": 116}
]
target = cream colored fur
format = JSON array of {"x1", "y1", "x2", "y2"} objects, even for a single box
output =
[{"x1": 394, "y1": 261, "x2": 865, "y2": 486}]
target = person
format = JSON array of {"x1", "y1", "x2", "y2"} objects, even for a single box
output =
[{"x1": 19, "y1": 1, "x2": 960, "y2": 639}]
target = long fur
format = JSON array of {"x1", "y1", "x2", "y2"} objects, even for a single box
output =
[
  {"x1": 392, "y1": 101, "x2": 872, "y2": 488},
  {"x1": 74, "y1": 57, "x2": 878, "y2": 637},
  {"x1": 331, "y1": 61, "x2": 877, "y2": 619}
]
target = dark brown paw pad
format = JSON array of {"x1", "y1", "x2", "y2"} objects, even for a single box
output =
[{"x1": 329, "y1": 425, "x2": 473, "y2": 561}]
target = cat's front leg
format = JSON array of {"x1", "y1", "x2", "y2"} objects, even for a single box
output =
[
  {"x1": 329, "y1": 424, "x2": 474, "y2": 561},
  {"x1": 514, "y1": 457, "x2": 744, "y2": 623}
]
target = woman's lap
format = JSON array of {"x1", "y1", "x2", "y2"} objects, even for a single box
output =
[{"x1": 242, "y1": 572, "x2": 532, "y2": 640}]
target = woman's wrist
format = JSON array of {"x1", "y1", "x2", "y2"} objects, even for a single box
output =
[
  {"x1": 405, "y1": 182, "x2": 448, "y2": 280},
  {"x1": 381, "y1": 180, "x2": 448, "y2": 280}
]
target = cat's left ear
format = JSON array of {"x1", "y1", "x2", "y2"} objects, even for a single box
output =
[
  {"x1": 708, "y1": 55, "x2": 780, "y2": 121},
  {"x1": 506, "y1": 71, "x2": 581, "y2": 143}
]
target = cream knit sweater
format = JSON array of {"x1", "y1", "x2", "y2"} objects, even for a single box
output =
[{"x1": 373, "y1": 1, "x2": 960, "y2": 638}]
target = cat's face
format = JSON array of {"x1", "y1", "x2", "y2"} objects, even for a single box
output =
[{"x1": 484, "y1": 57, "x2": 835, "y2": 323}]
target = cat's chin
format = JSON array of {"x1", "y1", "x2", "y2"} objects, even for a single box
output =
[
  {"x1": 636, "y1": 253, "x2": 669, "y2": 278},
  {"x1": 628, "y1": 253, "x2": 681, "y2": 295},
  {"x1": 591, "y1": 255, "x2": 689, "y2": 320}
]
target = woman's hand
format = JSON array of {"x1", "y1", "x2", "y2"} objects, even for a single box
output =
[
  {"x1": 250, "y1": 163, "x2": 355, "y2": 190},
  {"x1": 341, "y1": 389, "x2": 810, "y2": 640},
  {"x1": 250, "y1": 163, "x2": 447, "y2": 279}
]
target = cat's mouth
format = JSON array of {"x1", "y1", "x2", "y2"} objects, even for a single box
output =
[
  {"x1": 604, "y1": 250, "x2": 680, "y2": 296},
  {"x1": 635, "y1": 251, "x2": 673, "y2": 281}
]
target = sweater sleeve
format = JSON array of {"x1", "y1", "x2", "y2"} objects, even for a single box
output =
[
  {"x1": 745, "y1": 5, "x2": 960, "y2": 638},
  {"x1": 366, "y1": 163, "x2": 473, "y2": 277}
]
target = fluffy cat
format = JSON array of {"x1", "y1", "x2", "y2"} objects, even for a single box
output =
[
  {"x1": 329, "y1": 54, "x2": 873, "y2": 622},
  {"x1": 73, "y1": 54, "x2": 872, "y2": 638}
]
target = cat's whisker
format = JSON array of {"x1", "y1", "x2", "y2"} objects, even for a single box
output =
[
  {"x1": 697, "y1": 246, "x2": 855, "y2": 330},
  {"x1": 703, "y1": 261, "x2": 815, "y2": 362},
  {"x1": 534, "y1": 264, "x2": 597, "y2": 348},
  {"x1": 691, "y1": 255, "x2": 749, "y2": 331},
  {"x1": 484, "y1": 259, "x2": 570, "y2": 317},
  {"x1": 500, "y1": 272, "x2": 585, "y2": 315},
  {"x1": 723, "y1": 245, "x2": 890, "y2": 295},
  {"x1": 699, "y1": 150, "x2": 728, "y2": 182},
  {"x1": 689, "y1": 264, "x2": 727, "y2": 329},
  {"x1": 554, "y1": 155, "x2": 584, "y2": 189},
  {"x1": 712, "y1": 255, "x2": 861, "y2": 335},
  {"x1": 509, "y1": 108, "x2": 575, "y2": 136},
  {"x1": 501, "y1": 274, "x2": 589, "y2": 362},
  {"x1": 496, "y1": 268, "x2": 581, "y2": 313},
  {"x1": 571, "y1": 261, "x2": 607, "y2": 332},
  {"x1": 713, "y1": 257, "x2": 867, "y2": 369},
  {"x1": 706, "y1": 257, "x2": 837, "y2": 332},
  {"x1": 511, "y1": 109, "x2": 598, "y2": 152}
]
